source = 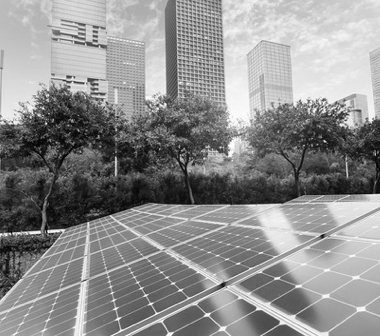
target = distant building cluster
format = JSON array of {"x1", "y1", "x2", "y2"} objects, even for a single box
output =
[
  {"x1": 46, "y1": 0, "x2": 380, "y2": 124},
  {"x1": 50, "y1": 0, "x2": 145, "y2": 118},
  {"x1": 337, "y1": 94, "x2": 369, "y2": 127}
]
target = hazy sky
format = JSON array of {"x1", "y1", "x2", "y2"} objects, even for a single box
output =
[{"x1": 1, "y1": 0, "x2": 380, "y2": 121}]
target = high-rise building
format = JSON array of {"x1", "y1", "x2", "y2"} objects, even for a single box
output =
[
  {"x1": 370, "y1": 47, "x2": 380, "y2": 118},
  {"x1": 165, "y1": 0, "x2": 226, "y2": 105},
  {"x1": 247, "y1": 40, "x2": 293, "y2": 119},
  {"x1": 337, "y1": 93, "x2": 369, "y2": 127},
  {"x1": 107, "y1": 37, "x2": 146, "y2": 118},
  {"x1": 50, "y1": 0, "x2": 108, "y2": 100}
]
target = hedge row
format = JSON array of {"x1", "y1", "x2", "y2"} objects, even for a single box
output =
[{"x1": 1, "y1": 169, "x2": 373, "y2": 232}]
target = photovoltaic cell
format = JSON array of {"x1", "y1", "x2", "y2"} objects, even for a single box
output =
[
  {"x1": 195, "y1": 204, "x2": 279, "y2": 224},
  {"x1": 172, "y1": 226, "x2": 313, "y2": 281},
  {"x1": 168, "y1": 205, "x2": 227, "y2": 219},
  {"x1": 42, "y1": 234, "x2": 86, "y2": 258},
  {"x1": 286, "y1": 195, "x2": 323, "y2": 203},
  {"x1": 336, "y1": 210, "x2": 380, "y2": 240},
  {"x1": 338, "y1": 194, "x2": 380, "y2": 202},
  {"x1": 84, "y1": 252, "x2": 218, "y2": 336},
  {"x1": 0, "y1": 284, "x2": 80, "y2": 336},
  {"x1": 119, "y1": 213, "x2": 164, "y2": 228},
  {"x1": 308, "y1": 194, "x2": 350, "y2": 203},
  {"x1": 132, "y1": 289, "x2": 305, "y2": 336},
  {"x1": 237, "y1": 202, "x2": 380, "y2": 234},
  {"x1": 25, "y1": 244, "x2": 85, "y2": 276},
  {"x1": 89, "y1": 238, "x2": 160, "y2": 277},
  {"x1": 235, "y1": 237, "x2": 380, "y2": 335},
  {"x1": 132, "y1": 217, "x2": 185, "y2": 235},
  {"x1": 133, "y1": 204, "x2": 195, "y2": 216},
  {"x1": 146, "y1": 221, "x2": 223, "y2": 248},
  {"x1": 0, "y1": 259, "x2": 83, "y2": 312}
]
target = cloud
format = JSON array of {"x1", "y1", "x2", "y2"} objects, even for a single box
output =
[{"x1": 9, "y1": 0, "x2": 51, "y2": 41}]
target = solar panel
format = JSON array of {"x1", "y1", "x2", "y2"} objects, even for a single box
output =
[
  {"x1": 235, "y1": 237, "x2": 380, "y2": 335},
  {"x1": 0, "y1": 284, "x2": 80, "y2": 336},
  {"x1": 336, "y1": 209, "x2": 380, "y2": 240},
  {"x1": 171, "y1": 226, "x2": 314, "y2": 281},
  {"x1": 85, "y1": 252, "x2": 218, "y2": 336},
  {"x1": 146, "y1": 221, "x2": 223, "y2": 248},
  {"x1": 1, "y1": 195, "x2": 379, "y2": 336},
  {"x1": 166, "y1": 205, "x2": 228, "y2": 219},
  {"x1": 237, "y1": 202, "x2": 380, "y2": 234},
  {"x1": 195, "y1": 204, "x2": 279, "y2": 224},
  {"x1": 132, "y1": 289, "x2": 306, "y2": 336},
  {"x1": 129, "y1": 217, "x2": 185, "y2": 235}
]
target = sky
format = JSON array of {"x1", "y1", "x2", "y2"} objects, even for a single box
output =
[{"x1": 0, "y1": 0, "x2": 380, "y2": 122}]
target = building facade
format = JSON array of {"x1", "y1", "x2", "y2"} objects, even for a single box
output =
[
  {"x1": 50, "y1": 0, "x2": 108, "y2": 100},
  {"x1": 337, "y1": 93, "x2": 369, "y2": 127},
  {"x1": 370, "y1": 47, "x2": 380, "y2": 118},
  {"x1": 247, "y1": 40, "x2": 293, "y2": 119},
  {"x1": 165, "y1": 0, "x2": 226, "y2": 104},
  {"x1": 107, "y1": 37, "x2": 145, "y2": 118}
]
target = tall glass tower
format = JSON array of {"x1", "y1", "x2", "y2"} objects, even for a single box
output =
[
  {"x1": 50, "y1": 0, "x2": 108, "y2": 100},
  {"x1": 247, "y1": 40, "x2": 293, "y2": 119},
  {"x1": 370, "y1": 47, "x2": 380, "y2": 118},
  {"x1": 107, "y1": 37, "x2": 146, "y2": 118},
  {"x1": 165, "y1": 0, "x2": 226, "y2": 105}
]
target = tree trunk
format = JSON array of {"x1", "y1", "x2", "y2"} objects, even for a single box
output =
[
  {"x1": 373, "y1": 168, "x2": 380, "y2": 194},
  {"x1": 41, "y1": 198, "x2": 49, "y2": 238},
  {"x1": 40, "y1": 172, "x2": 59, "y2": 237},
  {"x1": 184, "y1": 170, "x2": 195, "y2": 204},
  {"x1": 294, "y1": 170, "x2": 301, "y2": 197}
]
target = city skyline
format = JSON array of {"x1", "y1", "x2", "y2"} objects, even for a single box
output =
[{"x1": 1, "y1": 0, "x2": 380, "y2": 121}]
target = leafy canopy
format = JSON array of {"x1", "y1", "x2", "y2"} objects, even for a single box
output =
[
  {"x1": 246, "y1": 98, "x2": 349, "y2": 196},
  {"x1": 143, "y1": 93, "x2": 232, "y2": 167},
  {"x1": 344, "y1": 118, "x2": 380, "y2": 193}
]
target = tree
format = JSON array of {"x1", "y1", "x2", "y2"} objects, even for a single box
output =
[
  {"x1": 344, "y1": 118, "x2": 380, "y2": 193},
  {"x1": 132, "y1": 94, "x2": 232, "y2": 204},
  {"x1": 246, "y1": 98, "x2": 349, "y2": 197},
  {"x1": 0, "y1": 85, "x2": 116, "y2": 236}
]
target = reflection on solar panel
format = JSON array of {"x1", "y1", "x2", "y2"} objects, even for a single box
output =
[
  {"x1": 0, "y1": 195, "x2": 379, "y2": 336},
  {"x1": 237, "y1": 202, "x2": 380, "y2": 234}
]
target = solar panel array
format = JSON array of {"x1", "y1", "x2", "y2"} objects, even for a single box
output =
[{"x1": 1, "y1": 195, "x2": 380, "y2": 336}]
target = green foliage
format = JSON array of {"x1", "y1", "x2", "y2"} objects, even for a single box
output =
[
  {"x1": 246, "y1": 98, "x2": 349, "y2": 196},
  {"x1": 1, "y1": 85, "x2": 117, "y2": 236},
  {"x1": 130, "y1": 93, "x2": 233, "y2": 204},
  {"x1": 0, "y1": 233, "x2": 60, "y2": 298},
  {"x1": 344, "y1": 118, "x2": 380, "y2": 193}
]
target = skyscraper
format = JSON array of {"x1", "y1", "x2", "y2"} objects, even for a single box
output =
[
  {"x1": 50, "y1": 0, "x2": 108, "y2": 100},
  {"x1": 165, "y1": 0, "x2": 226, "y2": 105},
  {"x1": 337, "y1": 93, "x2": 369, "y2": 127},
  {"x1": 370, "y1": 47, "x2": 380, "y2": 118},
  {"x1": 247, "y1": 40, "x2": 293, "y2": 119},
  {"x1": 107, "y1": 37, "x2": 146, "y2": 118}
]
